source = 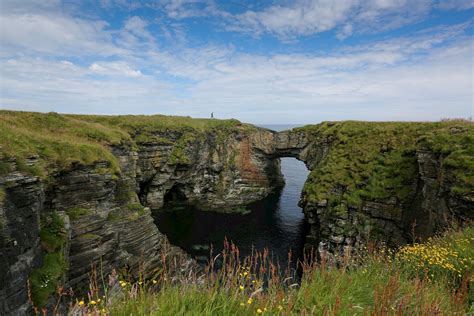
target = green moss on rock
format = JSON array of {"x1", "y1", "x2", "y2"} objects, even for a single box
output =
[
  {"x1": 0, "y1": 187, "x2": 5, "y2": 204},
  {"x1": 66, "y1": 207, "x2": 92, "y2": 220},
  {"x1": 30, "y1": 212, "x2": 68, "y2": 308}
]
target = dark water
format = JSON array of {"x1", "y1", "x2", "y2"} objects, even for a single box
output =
[{"x1": 152, "y1": 125, "x2": 309, "y2": 267}]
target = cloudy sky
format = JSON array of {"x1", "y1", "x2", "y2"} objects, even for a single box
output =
[{"x1": 0, "y1": 0, "x2": 472, "y2": 124}]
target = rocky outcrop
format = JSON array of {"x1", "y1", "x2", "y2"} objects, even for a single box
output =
[{"x1": 133, "y1": 126, "x2": 285, "y2": 211}]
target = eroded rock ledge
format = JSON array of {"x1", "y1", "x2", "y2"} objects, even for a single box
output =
[{"x1": 0, "y1": 112, "x2": 472, "y2": 315}]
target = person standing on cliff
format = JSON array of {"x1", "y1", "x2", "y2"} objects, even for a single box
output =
[{"x1": 211, "y1": 112, "x2": 214, "y2": 119}]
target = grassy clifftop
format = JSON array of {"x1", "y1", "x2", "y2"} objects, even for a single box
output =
[
  {"x1": 0, "y1": 110, "x2": 248, "y2": 177},
  {"x1": 297, "y1": 120, "x2": 473, "y2": 206}
]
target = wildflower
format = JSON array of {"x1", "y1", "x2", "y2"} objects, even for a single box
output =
[
  {"x1": 247, "y1": 298, "x2": 253, "y2": 305},
  {"x1": 252, "y1": 280, "x2": 256, "y2": 284},
  {"x1": 240, "y1": 302, "x2": 245, "y2": 307},
  {"x1": 97, "y1": 298, "x2": 101, "y2": 303},
  {"x1": 152, "y1": 280, "x2": 157, "y2": 284},
  {"x1": 239, "y1": 285, "x2": 244, "y2": 291},
  {"x1": 257, "y1": 308, "x2": 263, "y2": 314},
  {"x1": 138, "y1": 281, "x2": 143, "y2": 285},
  {"x1": 278, "y1": 305, "x2": 283, "y2": 311},
  {"x1": 243, "y1": 271, "x2": 248, "y2": 277},
  {"x1": 90, "y1": 300, "x2": 97, "y2": 305},
  {"x1": 78, "y1": 300, "x2": 84, "y2": 306}
]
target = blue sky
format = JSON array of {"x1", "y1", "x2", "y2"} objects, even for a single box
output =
[{"x1": 0, "y1": 0, "x2": 472, "y2": 124}]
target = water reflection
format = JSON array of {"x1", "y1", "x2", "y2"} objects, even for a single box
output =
[{"x1": 152, "y1": 158, "x2": 309, "y2": 268}]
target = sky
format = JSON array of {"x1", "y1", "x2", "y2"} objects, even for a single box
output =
[{"x1": 0, "y1": 0, "x2": 473, "y2": 124}]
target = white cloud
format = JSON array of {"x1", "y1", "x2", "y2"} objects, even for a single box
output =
[
  {"x1": 229, "y1": 0, "x2": 433, "y2": 39},
  {"x1": 436, "y1": 0, "x2": 474, "y2": 10},
  {"x1": 89, "y1": 61, "x2": 142, "y2": 77},
  {"x1": 161, "y1": 0, "x2": 228, "y2": 19},
  {"x1": 124, "y1": 16, "x2": 154, "y2": 41},
  {"x1": 0, "y1": 13, "x2": 122, "y2": 56},
  {"x1": 0, "y1": 57, "x2": 171, "y2": 114},
  {"x1": 0, "y1": 0, "x2": 61, "y2": 14},
  {"x1": 337, "y1": 24, "x2": 353, "y2": 40}
]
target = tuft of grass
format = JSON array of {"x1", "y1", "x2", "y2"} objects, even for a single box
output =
[
  {"x1": 66, "y1": 207, "x2": 92, "y2": 220},
  {"x1": 29, "y1": 252, "x2": 67, "y2": 309},
  {"x1": 30, "y1": 212, "x2": 68, "y2": 308}
]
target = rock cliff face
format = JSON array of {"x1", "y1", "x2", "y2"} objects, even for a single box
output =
[
  {"x1": 289, "y1": 122, "x2": 474, "y2": 254},
  {"x1": 1, "y1": 112, "x2": 472, "y2": 315},
  {"x1": 133, "y1": 126, "x2": 284, "y2": 211},
  {"x1": 0, "y1": 115, "x2": 285, "y2": 315}
]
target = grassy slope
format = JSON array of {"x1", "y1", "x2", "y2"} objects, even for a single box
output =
[
  {"x1": 72, "y1": 227, "x2": 474, "y2": 315},
  {"x1": 297, "y1": 120, "x2": 474, "y2": 208},
  {"x1": 0, "y1": 110, "x2": 248, "y2": 177}
]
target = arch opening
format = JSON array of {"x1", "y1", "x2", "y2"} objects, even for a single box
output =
[{"x1": 163, "y1": 183, "x2": 188, "y2": 206}]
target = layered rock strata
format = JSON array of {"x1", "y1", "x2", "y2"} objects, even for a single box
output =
[{"x1": 0, "y1": 124, "x2": 285, "y2": 315}]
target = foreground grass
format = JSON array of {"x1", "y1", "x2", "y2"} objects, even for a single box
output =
[{"x1": 67, "y1": 227, "x2": 473, "y2": 315}]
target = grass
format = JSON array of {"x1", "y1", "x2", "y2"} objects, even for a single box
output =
[
  {"x1": 29, "y1": 253, "x2": 67, "y2": 309},
  {"x1": 297, "y1": 120, "x2": 474, "y2": 211},
  {"x1": 29, "y1": 212, "x2": 68, "y2": 308},
  {"x1": 0, "y1": 110, "x2": 250, "y2": 178},
  {"x1": 66, "y1": 207, "x2": 92, "y2": 220},
  {"x1": 67, "y1": 226, "x2": 473, "y2": 315}
]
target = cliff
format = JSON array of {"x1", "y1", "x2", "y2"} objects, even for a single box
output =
[
  {"x1": 0, "y1": 111, "x2": 283, "y2": 314},
  {"x1": 289, "y1": 121, "x2": 473, "y2": 253},
  {"x1": 1, "y1": 111, "x2": 472, "y2": 314}
]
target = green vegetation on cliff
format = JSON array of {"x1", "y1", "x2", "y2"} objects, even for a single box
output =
[
  {"x1": 29, "y1": 212, "x2": 68, "y2": 308},
  {"x1": 70, "y1": 226, "x2": 473, "y2": 315},
  {"x1": 298, "y1": 120, "x2": 473, "y2": 207},
  {"x1": 0, "y1": 110, "x2": 249, "y2": 177}
]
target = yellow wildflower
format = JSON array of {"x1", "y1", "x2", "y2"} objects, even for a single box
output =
[
  {"x1": 90, "y1": 300, "x2": 97, "y2": 305},
  {"x1": 257, "y1": 308, "x2": 263, "y2": 314},
  {"x1": 239, "y1": 285, "x2": 244, "y2": 290},
  {"x1": 247, "y1": 298, "x2": 253, "y2": 305},
  {"x1": 78, "y1": 300, "x2": 84, "y2": 306}
]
